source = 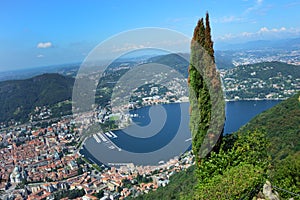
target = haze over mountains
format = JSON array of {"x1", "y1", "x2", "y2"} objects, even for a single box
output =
[
  {"x1": 215, "y1": 37, "x2": 300, "y2": 50},
  {"x1": 0, "y1": 52, "x2": 298, "y2": 126},
  {"x1": 1, "y1": 37, "x2": 299, "y2": 82},
  {"x1": 0, "y1": 63, "x2": 79, "y2": 82}
]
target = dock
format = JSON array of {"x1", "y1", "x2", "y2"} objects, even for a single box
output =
[
  {"x1": 109, "y1": 131, "x2": 117, "y2": 138},
  {"x1": 93, "y1": 134, "x2": 101, "y2": 143},
  {"x1": 105, "y1": 132, "x2": 112, "y2": 138},
  {"x1": 97, "y1": 132, "x2": 107, "y2": 142}
]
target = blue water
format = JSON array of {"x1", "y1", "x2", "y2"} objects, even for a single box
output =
[
  {"x1": 81, "y1": 100, "x2": 281, "y2": 166},
  {"x1": 112, "y1": 104, "x2": 182, "y2": 153},
  {"x1": 223, "y1": 100, "x2": 281, "y2": 134}
]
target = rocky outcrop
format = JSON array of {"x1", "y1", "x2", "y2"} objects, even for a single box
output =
[{"x1": 254, "y1": 180, "x2": 280, "y2": 200}]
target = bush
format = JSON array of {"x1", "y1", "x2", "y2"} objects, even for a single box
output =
[{"x1": 196, "y1": 164, "x2": 264, "y2": 200}]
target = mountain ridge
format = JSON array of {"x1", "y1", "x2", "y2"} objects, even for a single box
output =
[
  {"x1": 215, "y1": 37, "x2": 300, "y2": 51},
  {"x1": 0, "y1": 73, "x2": 74, "y2": 123}
]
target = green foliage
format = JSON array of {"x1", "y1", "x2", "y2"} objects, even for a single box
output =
[
  {"x1": 240, "y1": 92, "x2": 300, "y2": 160},
  {"x1": 196, "y1": 164, "x2": 264, "y2": 200},
  {"x1": 233, "y1": 61, "x2": 300, "y2": 80},
  {"x1": 95, "y1": 68, "x2": 129, "y2": 106},
  {"x1": 76, "y1": 157, "x2": 85, "y2": 165},
  {"x1": 0, "y1": 73, "x2": 74, "y2": 123},
  {"x1": 147, "y1": 53, "x2": 189, "y2": 78},
  {"x1": 194, "y1": 93, "x2": 300, "y2": 198},
  {"x1": 189, "y1": 13, "x2": 224, "y2": 163},
  {"x1": 189, "y1": 14, "x2": 213, "y2": 164},
  {"x1": 135, "y1": 93, "x2": 298, "y2": 199},
  {"x1": 130, "y1": 165, "x2": 197, "y2": 200},
  {"x1": 196, "y1": 130, "x2": 269, "y2": 183},
  {"x1": 189, "y1": 63, "x2": 212, "y2": 163},
  {"x1": 50, "y1": 100, "x2": 72, "y2": 118},
  {"x1": 269, "y1": 152, "x2": 300, "y2": 199},
  {"x1": 195, "y1": 130, "x2": 269, "y2": 199},
  {"x1": 135, "y1": 130, "x2": 269, "y2": 200},
  {"x1": 224, "y1": 61, "x2": 300, "y2": 100},
  {"x1": 93, "y1": 190, "x2": 104, "y2": 198},
  {"x1": 204, "y1": 12, "x2": 214, "y2": 61},
  {"x1": 122, "y1": 178, "x2": 132, "y2": 189},
  {"x1": 136, "y1": 174, "x2": 153, "y2": 184},
  {"x1": 77, "y1": 167, "x2": 84, "y2": 175},
  {"x1": 54, "y1": 188, "x2": 85, "y2": 200}
]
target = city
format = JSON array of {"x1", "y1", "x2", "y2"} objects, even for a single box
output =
[{"x1": 0, "y1": 113, "x2": 194, "y2": 199}]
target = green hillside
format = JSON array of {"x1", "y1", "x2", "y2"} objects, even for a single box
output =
[
  {"x1": 134, "y1": 92, "x2": 300, "y2": 199},
  {"x1": 223, "y1": 61, "x2": 300, "y2": 100},
  {"x1": 147, "y1": 53, "x2": 189, "y2": 77},
  {"x1": 240, "y1": 91, "x2": 300, "y2": 160},
  {"x1": 0, "y1": 73, "x2": 74, "y2": 123},
  {"x1": 130, "y1": 165, "x2": 197, "y2": 200},
  {"x1": 232, "y1": 61, "x2": 300, "y2": 80},
  {"x1": 195, "y1": 92, "x2": 300, "y2": 199},
  {"x1": 215, "y1": 50, "x2": 235, "y2": 69}
]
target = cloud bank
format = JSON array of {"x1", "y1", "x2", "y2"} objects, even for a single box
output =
[{"x1": 37, "y1": 42, "x2": 52, "y2": 49}]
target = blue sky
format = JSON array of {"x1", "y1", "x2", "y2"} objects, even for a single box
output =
[{"x1": 0, "y1": 0, "x2": 300, "y2": 71}]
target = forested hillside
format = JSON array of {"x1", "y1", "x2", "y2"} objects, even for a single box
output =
[
  {"x1": 147, "y1": 53, "x2": 189, "y2": 77},
  {"x1": 0, "y1": 73, "x2": 74, "y2": 123},
  {"x1": 133, "y1": 92, "x2": 300, "y2": 199},
  {"x1": 240, "y1": 91, "x2": 300, "y2": 160},
  {"x1": 223, "y1": 61, "x2": 300, "y2": 100}
]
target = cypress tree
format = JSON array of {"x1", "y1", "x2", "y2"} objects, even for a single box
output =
[
  {"x1": 205, "y1": 12, "x2": 214, "y2": 61},
  {"x1": 190, "y1": 18, "x2": 206, "y2": 99},
  {"x1": 192, "y1": 18, "x2": 205, "y2": 47},
  {"x1": 188, "y1": 13, "x2": 224, "y2": 166},
  {"x1": 189, "y1": 15, "x2": 211, "y2": 165}
]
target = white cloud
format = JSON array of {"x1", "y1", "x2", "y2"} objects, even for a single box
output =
[
  {"x1": 258, "y1": 27, "x2": 287, "y2": 34},
  {"x1": 245, "y1": 0, "x2": 264, "y2": 14},
  {"x1": 217, "y1": 26, "x2": 300, "y2": 41},
  {"x1": 37, "y1": 42, "x2": 52, "y2": 49},
  {"x1": 112, "y1": 44, "x2": 146, "y2": 53},
  {"x1": 241, "y1": 32, "x2": 253, "y2": 37},
  {"x1": 36, "y1": 54, "x2": 44, "y2": 58},
  {"x1": 216, "y1": 16, "x2": 244, "y2": 23},
  {"x1": 280, "y1": 27, "x2": 287, "y2": 31},
  {"x1": 259, "y1": 27, "x2": 269, "y2": 33}
]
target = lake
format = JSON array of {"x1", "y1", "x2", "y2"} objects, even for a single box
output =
[
  {"x1": 223, "y1": 100, "x2": 281, "y2": 134},
  {"x1": 80, "y1": 100, "x2": 281, "y2": 166}
]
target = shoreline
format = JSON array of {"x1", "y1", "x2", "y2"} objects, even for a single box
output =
[
  {"x1": 111, "y1": 100, "x2": 190, "y2": 131},
  {"x1": 80, "y1": 99, "x2": 281, "y2": 167},
  {"x1": 0, "y1": 99, "x2": 283, "y2": 132},
  {"x1": 225, "y1": 98, "x2": 285, "y2": 102}
]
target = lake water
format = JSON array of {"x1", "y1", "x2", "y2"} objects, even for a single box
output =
[
  {"x1": 80, "y1": 100, "x2": 281, "y2": 166},
  {"x1": 223, "y1": 100, "x2": 281, "y2": 134}
]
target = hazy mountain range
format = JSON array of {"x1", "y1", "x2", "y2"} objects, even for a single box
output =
[{"x1": 215, "y1": 37, "x2": 300, "y2": 50}]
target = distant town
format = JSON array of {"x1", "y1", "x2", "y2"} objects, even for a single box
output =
[
  {"x1": 221, "y1": 61, "x2": 300, "y2": 100},
  {"x1": 230, "y1": 49, "x2": 300, "y2": 66}
]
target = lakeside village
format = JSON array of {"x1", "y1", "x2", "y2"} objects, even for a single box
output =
[{"x1": 0, "y1": 84, "x2": 192, "y2": 199}]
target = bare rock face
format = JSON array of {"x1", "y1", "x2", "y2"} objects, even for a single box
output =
[
  {"x1": 262, "y1": 180, "x2": 280, "y2": 200},
  {"x1": 253, "y1": 180, "x2": 281, "y2": 200}
]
